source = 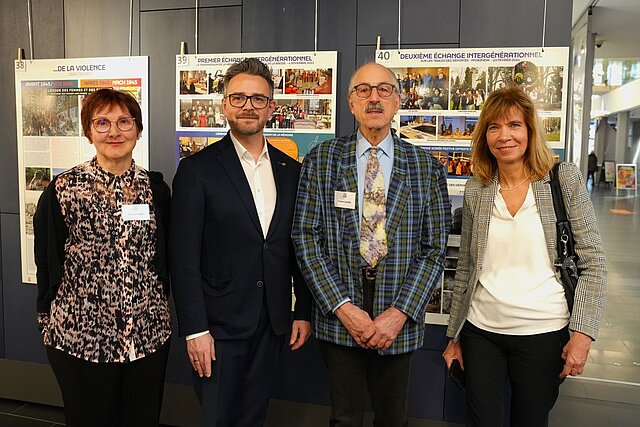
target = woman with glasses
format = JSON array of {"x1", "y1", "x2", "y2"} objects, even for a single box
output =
[{"x1": 33, "y1": 88, "x2": 172, "y2": 427}]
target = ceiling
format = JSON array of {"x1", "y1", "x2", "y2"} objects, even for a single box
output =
[{"x1": 573, "y1": 0, "x2": 640, "y2": 59}]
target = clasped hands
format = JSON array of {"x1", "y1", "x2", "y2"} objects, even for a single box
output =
[{"x1": 335, "y1": 302, "x2": 407, "y2": 350}]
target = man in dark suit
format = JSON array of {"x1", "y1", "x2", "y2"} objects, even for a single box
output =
[
  {"x1": 292, "y1": 63, "x2": 451, "y2": 426},
  {"x1": 171, "y1": 58, "x2": 312, "y2": 426}
]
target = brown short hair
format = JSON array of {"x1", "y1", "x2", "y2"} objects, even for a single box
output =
[
  {"x1": 471, "y1": 87, "x2": 555, "y2": 183},
  {"x1": 81, "y1": 89, "x2": 143, "y2": 139},
  {"x1": 224, "y1": 58, "x2": 274, "y2": 97}
]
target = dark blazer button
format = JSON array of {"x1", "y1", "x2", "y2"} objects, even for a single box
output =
[
  {"x1": 256, "y1": 281, "x2": 264, "y2": 287},
  {"x1": 263, "y1": 243, "x2": 268, "y2": 249}
]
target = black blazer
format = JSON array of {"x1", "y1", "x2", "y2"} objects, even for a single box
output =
[{"x1": 170, "y1": 132, "x2": 311, "y2": 340}]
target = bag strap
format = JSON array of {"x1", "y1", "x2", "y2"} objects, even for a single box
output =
[{"x1": 549, "y1": 162, "x2": 568, "y2": 223}]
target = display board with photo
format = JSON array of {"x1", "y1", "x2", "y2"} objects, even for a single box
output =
[
  {"x1": 175, "y1": 51, "x2": 337, "y2": 163},
  {"x1": 14, "y1": 56, "x2": 150, "y2": 284},
  {"x1": 379, "y1": 47, "x2": 569, "y2": 324}
]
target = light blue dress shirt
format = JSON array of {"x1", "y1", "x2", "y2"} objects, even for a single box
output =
[{"x1": 356, "y1": 129, "x2": 394, "y2": 230}]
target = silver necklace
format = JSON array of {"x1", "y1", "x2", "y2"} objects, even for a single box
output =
[{"x1": 499, "y1": 176, "x2": 529, "y2": 192}]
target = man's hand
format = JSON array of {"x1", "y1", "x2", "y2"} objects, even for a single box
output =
[
  {"x1": 335, "y1": 302, "x2": 374, "y2": 348},
  {"x1": 361, "y1": 307, "x2": 408, "y2": 350},
  {"x1": 187, "y1": 333, "x2": 216, "y2": 378},
  {"x1": 289, "y1": 320, "x2": 312, "y2": 350},
  {"x1": 560, "y1": 331, "x2": 592, "y2": 378}
]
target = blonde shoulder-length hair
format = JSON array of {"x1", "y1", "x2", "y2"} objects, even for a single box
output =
[{"x1": 471, "y1": 87, "x2": 555, "y2": 183}]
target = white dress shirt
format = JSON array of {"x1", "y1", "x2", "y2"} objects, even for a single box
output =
[{"x1": 467, "y1": 186, "x2": 569, "y2": 335}]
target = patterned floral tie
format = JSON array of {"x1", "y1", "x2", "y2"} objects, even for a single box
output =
[{"x1": 360, "y1": 146, "x2": 388, "y2": 267}]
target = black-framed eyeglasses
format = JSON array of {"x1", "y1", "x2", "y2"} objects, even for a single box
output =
[
  {"x1": 351, "y1": 83, "x2": 397, "y2": 99},
  {"x1": 225, "y1": 93, "x2": 271, "y2": 109},
  {"x1": 91, "y1": 116, "x2": 136, "y2": 133}
]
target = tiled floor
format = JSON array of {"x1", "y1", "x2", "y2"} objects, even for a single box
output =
[
  {"x1": 582, "y1": 183, "x2": 640, "y2": 383},
  {"x1": 0, "y1": 183, "x2": 638, "y2": 426}
]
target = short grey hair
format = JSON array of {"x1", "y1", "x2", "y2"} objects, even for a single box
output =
[{"x1": 224, "y1": 58, "x2": 274, "y2": 97}]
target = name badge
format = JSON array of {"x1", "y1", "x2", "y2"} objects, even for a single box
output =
[
  {"x1": 121, "y1": 204, "x2": 150, "y2": 221},
  {"x1": 334, "y1": 191, "x2": 356, "y2": 209}
]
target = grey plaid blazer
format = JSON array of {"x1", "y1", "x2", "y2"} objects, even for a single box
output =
[
  {"x1": 446, "y1": 162, "x2": 607, "y2": 341},
  {"x1": 293, "y1": 131, "x2": 451, "y2": 354}
]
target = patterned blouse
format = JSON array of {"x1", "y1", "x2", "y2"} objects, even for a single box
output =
[{"x1": 38, "y1": 158, "x2": 171, "y2": 363}]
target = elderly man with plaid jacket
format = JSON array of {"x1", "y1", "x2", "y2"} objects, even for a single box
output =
[{"x1": 292, "y1": 62, "x2": 451, "y2": 427}]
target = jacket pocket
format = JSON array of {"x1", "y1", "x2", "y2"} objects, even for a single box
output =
[{"x1": 203, "y1": 275, "x2": 234, "y2": 297}]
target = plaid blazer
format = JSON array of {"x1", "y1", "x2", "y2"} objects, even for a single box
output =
[
  {"x1": 292, "y1": 131, "x2": 451, "y2": 354},
  {"x1": 446, "y1": 162, "x2": 607, "y2": 341}
]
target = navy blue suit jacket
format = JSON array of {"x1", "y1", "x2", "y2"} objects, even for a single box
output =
[{"x1": 170, "y1": 132, "x2": 311, "y2": 340}]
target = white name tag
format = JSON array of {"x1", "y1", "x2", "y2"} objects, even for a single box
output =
[
  {"x1": 121, "y1": 204, "x2": 150, "y2": 221},
  {"x1": 334, "y1": 191, "x2": 356, "y2": 209}
]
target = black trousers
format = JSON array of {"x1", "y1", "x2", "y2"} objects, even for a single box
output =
[
  {"x1": 46, "y1": 339, "x2": 170, "y2": 427},
  {"x1": 318, "y1": 341, "x2": 413, "y2": 427},
  {"x1": 460, "y1": 322, "x2": 569, "y2": 427},
  {"x1": 192, "y1": 300, "x2": 284, "y2": 427}
]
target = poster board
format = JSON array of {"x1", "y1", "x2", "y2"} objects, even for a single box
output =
[
  {"x1": 376, "y1": 47, "x2": 570, "y2": 324},
  {"x1": 616, "y1": 164, "x2": 637, "y2": 190},
  {"x1": 604, "y1": 160, "x2": 616, "y2": 183},
  {"x1": 14, "y1": 56, "x2": 150, "y2": 284},
  {"x1": 175, "y1": 51, "x2": 337, "y2": 162}
]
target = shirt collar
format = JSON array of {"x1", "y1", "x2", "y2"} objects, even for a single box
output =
[
  {"x1": 230, "y1": 132, "x2": 270, "y2": 163},
  {"x1": 356, "y1": 129, "x2": 393, "y2": 159}
]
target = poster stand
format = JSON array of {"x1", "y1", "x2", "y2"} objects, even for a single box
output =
[
  {"x1": 601, "y1": 160, "x2": 615, "y2": 186},
  {"x1": 615, "y1": 163, "x2": 637, "y2": 196}
]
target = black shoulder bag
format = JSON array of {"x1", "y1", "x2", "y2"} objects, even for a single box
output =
[{"x1": 549, "y1": 163, "x2": 579, "y2": 313}]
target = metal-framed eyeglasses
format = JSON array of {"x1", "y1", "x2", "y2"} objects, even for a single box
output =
[
  {"x1": 351, "y1": 83, "x2": 397, "y2": 99},
  {"x1": 91, "y1": 116, "x2": 136, "y2": 133},
  {"x1": 225, "y1": 93, "x2": 271, "y2": 109}
]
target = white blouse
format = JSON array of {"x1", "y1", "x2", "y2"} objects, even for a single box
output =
[{"x1": 467, "y1": 185, "x2": 569, "y2": 335}]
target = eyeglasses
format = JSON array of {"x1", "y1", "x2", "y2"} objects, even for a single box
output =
[
  {"x1": 91, "y1": 116, "x2": 136, "y2": 133},
  {"x1": 225, "y1": 93, "x2": 271, "y2": 109},
  {"x1": 351, "y1": 83, "x2": 397, "y2": 99}
]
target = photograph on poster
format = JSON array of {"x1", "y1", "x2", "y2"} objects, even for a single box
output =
[
  {"x1": 446, "y1": 152, "x2": 473, "y2": 177},
  {"x1": 542, "y1": 117, "x2": 561, "y2": 141},
  {"x1": 52, "y1": 167, "x2": 68, "y2": 177},
  {"x1": 25, "y1": 167, "x2": 51, "y2": 191},
  {"x1": 179, "y1": 70, "x2": 208, "y2": 94},
  {"x1": 488, "y1": 65, "x2": 563, "y2": 111},
  {"x1": 399, "y1": 115, "x2": 437, "y2": 139},
  {"x1": 206, "y1": 70, "x2": 226, "y2": 94},
  {"x1": 392, "y1": 67, "x2": 450, "y2": 110},
  {"x1": 282, "y1": 68, "x2": 332, "y2": 95},
  {"x1": 179, "y1": 136, "x2": 208, "y2": 159},
  {"x1": 21, "y1": 87, "x2": 79, "y2": 137},
  {"x1": 268, "y1": 99, "x2": 331, "y2": 130},
  {"x1": 438, "y1": 116, "x2": 477, "y2": 140},
  {"x1": 24, "y1": 191, "x2": 41, "y2": 236},
  {"x1": 179, "y1": 99, "x2": 227, "y2": 128},
  {"x1": 450, "y1": 66, "x2": 487, "y2": 110},
  {"x1": 428, "y1": 151, "x2": 448, "y2": 168}
]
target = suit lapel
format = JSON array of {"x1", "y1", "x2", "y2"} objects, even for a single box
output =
[
  {"x1": 385, "y1": 137, "x2": 409, "y2": 245},
  {"x1": 266, "y1": 142, "x2": 285, "y2": 238},
  {"x1": 216, "y1": 134, "x2": 263, "y2": 235},
  {"x1": 532, "y1": 175, "x2": 557, "y2": 263},
  {"x1": 475, "y1": 175, "x2": 498, "y2": 272},
  {"x1": 337, "y1": 134, "x2": 360, "y2": 244}
]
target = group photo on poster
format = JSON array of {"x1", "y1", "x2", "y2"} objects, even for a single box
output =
[{"x1": 175, "y1": 51, "x2": 337, "y2": 163}]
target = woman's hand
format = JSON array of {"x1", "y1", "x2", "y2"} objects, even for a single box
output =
[
  {"x1": 560, "y1": 331, "x2": 592, "y2": 378},
  {"x1": 443, "y1": 339, "x2": 464, "y2": 369}
]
